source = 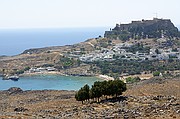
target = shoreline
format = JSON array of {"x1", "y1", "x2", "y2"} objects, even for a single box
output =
[
  {"x1": 97, "y1": 74, "x2": 114, "y2": 81},
  {"x1": 19, "y1": 71, "x2": 68, "y2": 77},
  {"x1": 7, "y1": 71, "x2": 154, "y2": 82},
  {"x1": 20, "y1": 71, "x2": 114, "y2": 81}
]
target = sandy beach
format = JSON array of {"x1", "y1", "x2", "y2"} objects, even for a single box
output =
[{"x1": 97, "y1": 74, "x2": 114, "y2": 81}]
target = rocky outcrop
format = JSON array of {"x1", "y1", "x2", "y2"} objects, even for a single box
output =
[
  {"x1": 105, "y1": 18, "x2": 180, "y2": 39},
  {"x1": 7, "y1": 87, "x2": 23, "y2": 94},
  {"x1": 14, "y1": 107, "x2": 28, "y2": 112}
]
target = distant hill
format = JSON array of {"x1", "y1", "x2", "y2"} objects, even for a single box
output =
[{"x1": 105, "y1": 18, "x2": 180, "y2": 40}]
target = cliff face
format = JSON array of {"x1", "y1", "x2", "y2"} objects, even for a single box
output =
[{"x1": 105, "y1": 18, "x2": 180, "y2": 40}]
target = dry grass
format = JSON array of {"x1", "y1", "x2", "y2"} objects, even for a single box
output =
[{"x1": 124, "y1": 78, "x2": 180, "y2": 97}]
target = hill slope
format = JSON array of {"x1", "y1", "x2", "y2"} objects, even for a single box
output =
[{"x1": 0, "y1": 78, "x2": 179, "y2": 118}]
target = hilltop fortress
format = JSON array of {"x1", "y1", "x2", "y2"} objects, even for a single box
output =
[{"x1": 105, "y1": 18, "x2": 180, "y2": 40}]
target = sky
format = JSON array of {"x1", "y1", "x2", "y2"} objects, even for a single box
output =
[{"x1": 0, "y1": 0, "x2": 179, "y2": 29}]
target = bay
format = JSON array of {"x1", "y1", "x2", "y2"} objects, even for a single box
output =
[{"x1": 0, "y1": 75, "x2": 102, "y2": 91}]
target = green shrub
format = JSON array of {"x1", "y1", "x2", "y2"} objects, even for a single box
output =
[
  {"x1": 126, "y1": 77, "x2": 141, "y2": 83},
  {"x1": 15, "y1": 70, "x2": 24, "y2": 75},
  {"x1": 153, "y1": 71, "x2": 160, "y2": 76},
  {"x1": 24, "y1": 66, "x2": 30, "y2": 71}
]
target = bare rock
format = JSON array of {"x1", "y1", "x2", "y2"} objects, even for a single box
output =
[
  {"x1": 14, "y1": 107, "x2": 28, "y2": 112},
  {"x1": 7, "y1": 87, "x2": 23, "y2": 94}
]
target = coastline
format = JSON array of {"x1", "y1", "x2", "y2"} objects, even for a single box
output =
[
  {"x1": 20, "y1": 71, "x2": 115, "y2": 81},
  {"x1": 11, "y1": 71, "x2": 153, "y2": 82},
  {"x1": 97, "y1": 74, "x2": 114, "y2": 81},
  {"x1": 19, "y1": 71, "x2": 67, "y2": 77}
]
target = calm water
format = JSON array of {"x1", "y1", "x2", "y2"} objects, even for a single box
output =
[
  {"x1": 0, "y1": 27, "x2": 108, "y2": 56},
  {"x1": 0, "y1": 75, "x2": 102, "y2": 91},
  {"x1": 0, "y1": 28, "x2": 106, "y2": 90}
]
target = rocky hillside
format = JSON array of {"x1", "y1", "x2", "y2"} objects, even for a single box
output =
[
  {"x1": 105, "y1": 18, "x2": 180, "y2": 40},
  {"x1": 0, "y1": 78, "x2": 179, "y2": 118},
  {"x1": 0, "y1": 37, "x2": 119, "y2": 75}
]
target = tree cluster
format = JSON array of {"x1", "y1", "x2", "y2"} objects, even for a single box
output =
[{"x1": 75, "y1": 80, "x2": 126, "y2": 104}]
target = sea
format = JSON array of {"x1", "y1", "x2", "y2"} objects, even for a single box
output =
[
  {"x1": 0, "y1": 75, "x2": 102, "y2": 91},
  {"x1": 0, "y1": 27, "x2": 107, "y2": 90},
  {"x1": 0, "y1": 27, "x2": 109, "y2": 56}
]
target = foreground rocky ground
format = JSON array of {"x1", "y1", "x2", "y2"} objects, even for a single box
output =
[{"x1": 0, "y1": 78, "x2": 179, "y2": 119}]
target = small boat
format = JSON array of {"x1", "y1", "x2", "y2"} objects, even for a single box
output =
[
  {"x1": 8, "y1": 75, "x2": 19, "y2": 81},
  {"x1": 2, "y1": 75, "x2": 19, "y2": 81}
]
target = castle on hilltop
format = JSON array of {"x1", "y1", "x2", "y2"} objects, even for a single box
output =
[{"x1": 105, "y1": 18, "x2": 180, "y2": 40}]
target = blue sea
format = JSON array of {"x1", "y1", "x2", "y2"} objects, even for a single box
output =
[
  {"x1": 0, "y1": 75, "x2": 102, "y2": 91},
  {"x1": 0, "y1": 27, "x2": 109, "y2": 56}
]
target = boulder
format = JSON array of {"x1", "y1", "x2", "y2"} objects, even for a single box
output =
[
  {"x1": 7, "y1": 87, "x2": 23, "y2": 94},
  {"x1": 14, "y1": 107, "x2": 28, "y2": 112}
]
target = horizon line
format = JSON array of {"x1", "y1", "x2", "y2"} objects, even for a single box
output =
[{"x1": 0, "y1": 26, "x2": 112, "y2": 30}]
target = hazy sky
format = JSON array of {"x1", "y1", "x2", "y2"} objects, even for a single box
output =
[{"x1": 0, "y1": 0, "x2": 179, "y2": 28}]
